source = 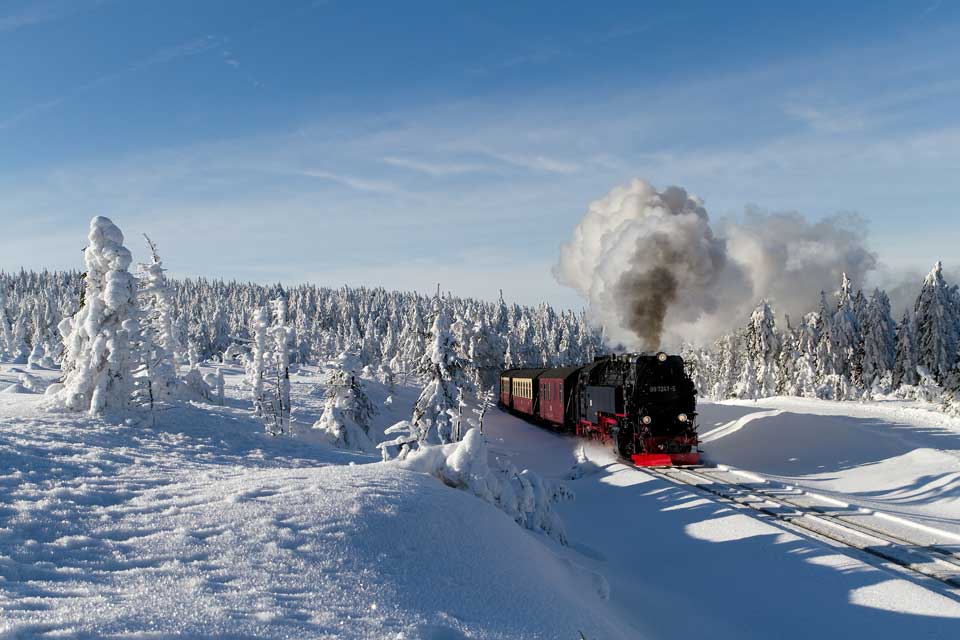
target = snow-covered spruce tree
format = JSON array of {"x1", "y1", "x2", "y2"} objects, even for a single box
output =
[
  {"x1": 830, "y1": 274, "x2": 863, "y2": 399},
  {"x1": 913, "y1": 261, "x2": 959, "y2": 382},
  {"x1": 245, "y1": 306, "x2": 270, "y2": 417},
  {"x1": 745, "y1": 300, "x2": 779, "y2": 397},
  {"x1": 775, "y1": 316, "x2": 799, "y2": 396},
  {"x1": 314, "y1": 354, "x2": 377, "y2": 452},
  {"x1": 861, "y1": 288, "x2": 896, "y2": 392},
  {"x1": 708, "y1": 332, "x2": 741, "y2": 399},
  {"x1": 269, "y1": 296, "x2": 294, "y2": 434},
  {"x1": 9, "y1": 313, "x2": 29, "y2": 364},
  {"x1": 58, "y1": 217, "x2": 139, "y2": 415},
  {"x1": 892, "y1": 308, "x2": 919, "y2": 387},
  {"x1": 0, "y1": 286, "x2": 12, "y2": 361},
  {"x1": 27, "y1": 326, "x2": 46, "y2": 369},
  {"x1": 402, "y1": 301, "x2": 472, "y2": 448},
  {"x1": 135, "y1": 235, "x2": 180, "y2": 405},
  {"x1": 793, "y1": 314, "x2": 820, "y2": 397}
]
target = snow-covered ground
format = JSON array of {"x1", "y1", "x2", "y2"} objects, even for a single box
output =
[
  {"x1": 482, "y1": 398, "x2": 960, "y2": 638},
  {"x1": 700, "y1": 397, "x2": 960, "y2": 537},
  {"x1": 3, "y1": 364, "x2": 960, "y2": 638},
  {"x1": 0, "y1": 364, "x2": 621, "y2": 639}
]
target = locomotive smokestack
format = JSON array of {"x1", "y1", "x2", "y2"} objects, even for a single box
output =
[{"x1": 553, "y1": 178, "x2": 877, "y2": 349}]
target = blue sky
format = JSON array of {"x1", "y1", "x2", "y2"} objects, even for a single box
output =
[{"x1": 1, "y1": 0, "x2": 958, "y2": 309}]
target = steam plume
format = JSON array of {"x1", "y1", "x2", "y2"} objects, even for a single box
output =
[{"x1": 554, "y1": 179, "x2": 877, "y2": 350}]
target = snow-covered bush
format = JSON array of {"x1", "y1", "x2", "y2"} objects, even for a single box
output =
[
  {"x1": 180, "y1": 367, "x2": 213, "y2": 401},
  {"x1": 396, "y1": 428, "x2": 572, "y2": 543},
  {"x1": 58, "y1": 216, "x2": 140, "y2": 415},
  {"x1": 314, "y1": 355, "x2": 378, "y2": 452},
  {"x1": 27, "y1": 327, "x2": 46, "y2": 369}
]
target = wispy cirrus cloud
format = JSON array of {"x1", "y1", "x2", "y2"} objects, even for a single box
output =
[
  {"x1": 298, "y1": 169, "x2": 407, "y2": 196},
  {"x1": 380, "y1": 155, "x2": 487, "y2": 177},
  {"x1": 0, "y1": 0, "x2": 110, "y2": 34},
  {"x1": 783, "y1": 104, "x2": 871, "y2": 133},
  {"x1": 480, "y1": 150, "x2": 581, "y2": 174},
  {"x1": 0, "y1": 34, "x2": 225, "y2": 131}
]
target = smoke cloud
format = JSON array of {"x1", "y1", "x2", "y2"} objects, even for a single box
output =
[{"x1": 554, "y1": 179, "x2": 877, "y2": 350}]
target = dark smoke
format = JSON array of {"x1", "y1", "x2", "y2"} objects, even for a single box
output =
[{"x1": 616, "y1": 265, "x2": 678, "y2": 351}]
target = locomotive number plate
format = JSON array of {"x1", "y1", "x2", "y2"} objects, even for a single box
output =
[{"x1": 649, "y1": 385, "x2": 676, "y2": 393}]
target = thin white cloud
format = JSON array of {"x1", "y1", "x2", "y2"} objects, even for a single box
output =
[
  {"x1": 381, "y1": 156, "x2": 486, "y2": 176},
  {"x1": 0, "y1": 0, "x2": 93, "y2": 33},
  {"x1": 298, "y1": 169, "x2": 404, "y2": 196},
  {"x1": 783, "y1": 104, "x2": 870, "y2": 133},
  {"x1": 0, "y1": 34, "x2": 224, "y2": 131},
  {"x1": 481, "y1": 150, "x2": 581, "y2": 174}
]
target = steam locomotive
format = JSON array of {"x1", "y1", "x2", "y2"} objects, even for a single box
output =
[{"x1": 499, "y1": 353, "x2": 700, "y2": 466}]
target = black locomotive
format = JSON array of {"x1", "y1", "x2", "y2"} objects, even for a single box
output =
[{"x1": 500, "y1": 353, "x2": 700, "y2": 466}]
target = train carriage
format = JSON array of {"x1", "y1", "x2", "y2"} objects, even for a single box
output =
[
  {"x1": 503, "y1": 368, "x2": 546, "y2": 416},
  {"x1": 536, "y1": 366, "x2": 582, "y2": 427}
]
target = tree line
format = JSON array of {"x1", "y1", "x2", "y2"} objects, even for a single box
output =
[{"x1": 683, "y1": 262, "x2": 960, "y2": 412}]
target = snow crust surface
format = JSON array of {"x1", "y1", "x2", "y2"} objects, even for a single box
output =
[
  {"x1": 701, "y1": 397, "x2": 960, "y2": 535},
  {"x1": 0, "y1": 365, "x2": 620, "y2": 639},
  {"x1": 482, "y1": 400, "x2": 960, "y2": 639}
]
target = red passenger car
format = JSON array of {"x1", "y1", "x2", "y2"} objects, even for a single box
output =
[
  {"x1": 500, "y1": 368, "x2": 546, "y2": 416},
  {"x1": 536, "y1": 366, "x2": 581, "y2": 426}
]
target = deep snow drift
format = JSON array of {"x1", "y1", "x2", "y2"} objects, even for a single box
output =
[
  {"x1": 699, "y1": 397, "x2": 960, "y2": 537},
  {"x1": 0, "y1": 364, "x2": 620, "y2": 639}
]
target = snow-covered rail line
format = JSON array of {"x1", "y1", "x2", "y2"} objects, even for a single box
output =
[{"x1": 641, "y1": 465, "x2": 960, "y2": 592}]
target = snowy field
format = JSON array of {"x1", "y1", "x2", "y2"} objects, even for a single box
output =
[
  {"x1": 3, "y1": 363, "x2": 960, "y2": 638},
  {"x1": 700, "y1": 398, "x2": 960, "y2": 537}
]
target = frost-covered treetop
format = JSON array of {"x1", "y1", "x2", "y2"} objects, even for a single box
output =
[
  {"x1": 85, "y1": 217, "x2": 135, "y2": 314},
  {"x1": 925, "y1": 261, "x2": 945, "y2": 288},
  {"x1": 88, "y1": 216, "x2": 133, "y2": 275}
]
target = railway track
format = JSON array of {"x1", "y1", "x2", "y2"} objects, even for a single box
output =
[{"x1": 640, "y1": 464, "x2": 960, "y2": 592}]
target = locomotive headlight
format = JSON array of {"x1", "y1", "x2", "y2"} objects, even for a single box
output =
[
  {"x1": 641, "y1": 415, "x2": 652, "y2": 425},
  {"x1": 657, "y1": 352, "x2": 668, "y2": 362},
  {"x1": 678, "y1": 413, "x2": 688, "y2": 423}
]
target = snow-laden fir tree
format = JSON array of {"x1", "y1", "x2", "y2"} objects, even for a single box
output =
[
  {"x1": 386, "y1": 300, "x2": 473, "y2": 451},
  {"x1": 892, "y1": 308, "x2": 919, "y2": 387},
  {"x1": 415, "y1": 300, "x2": 472, "y2": 443},
  {"x1": 913, "y1": 261, "x2": 959, "y2": 382},
  {"x1": 27, "y1": 326, "x2": 46, "y2": 369},
  {"x1": 135, "y1": 235, "x2": 180, "y2": 404},
  {"x1": 793, "y1": 314, "x2": 820, "y2": 397},
  {"x1": 745, "y1": 300, "x2": 779, "y2": 397},
  {"x1": 830, "y1": 274, "x2": 862, "y2": 398},
  {"x1": 861, "y1": 288, "x2": 896, "y2": 391},
  {"x1": 8, "y1": 313, "x2": 28, "y2": 364},
  {"x1": 0, "y1": 286, "x2": 12, "y2": 361},
  {"x1": 269, "y1": 296, "x2": 294, "y2": 434},
  {"x1": 245, "y1": 306, "x2": 270, "y2": 417},
  {"x1": 314, "y1": 352, "x2": 377, "y2": 451},
  {"x1": 812, "y1": 291, "x2": 835, "y2": 394},
  {"x1": 775, "y1": 316, "x2": 798, "y2": 396},
  {"x1": 58, "y1": 216, "x2": 140, "y2": 415}
]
